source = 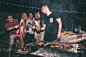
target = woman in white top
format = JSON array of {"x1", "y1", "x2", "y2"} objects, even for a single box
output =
[
  {"x1": 35, "y1": 13, "x2": 41, "y2": 41},
  {"x1": 25, "y1": 18, "x2": 35, "y2": 43}
]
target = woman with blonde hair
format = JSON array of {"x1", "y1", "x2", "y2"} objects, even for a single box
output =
[{"x1": 19, "y1": 13, "x2": 28, "y2": 50}]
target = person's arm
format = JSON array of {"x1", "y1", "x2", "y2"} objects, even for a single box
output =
[
  {"x1": 41, "y1": 24, "x2": 46, "y2": 30},
  {"x1": 19, "y1": 20, "x2": 22, "y2": 35},
  {"x1": 56, "y1": 18, "x2": 62, "y2": 39},
  {"x1": 6, "y1": 25, "x2": 19, "y2": 31}
]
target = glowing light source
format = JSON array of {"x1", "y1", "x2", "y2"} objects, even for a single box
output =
[
  {"x1": 61, "y1": 11, "x2": 63, "y2": 12},
  {"x1": 54, "y1": 10, "x2": 56, "y2": 11},
  {"x1": 38, "y1": 8, "x2": 39, "y2": 10},
  {"x1": 20, "y1": 5, "x2": 21, "y2": 7},
  {"x1": 57, "y1": 10, "x2": 58, "y2": 11},
  {"x1": 17, "y1": 5, "x2": 18, "y2": 6},
  {"x1": 13, "y1": 4, "x2": 15, "y2": 6},
  {"x1": 83, "y1": 12, "x2": 85, "y2": 14},
  {"x1": 10, "y1": 4, "x2": 12, "y2": 5},
  {"x1": 0, "y1": 1, "x2": 85, "y2": 14},
  {"x1": 26, "y1": 6, "x2": 27, "y2": 8},
  {"x1": 32, "y1": 7, "x2": 33, "y2": 9},
  {"x1": 7, "y1": 3, "x2": 8, "y2": 5},
  {"x1": 3, "y1": 1, "x2": 4, "y2": 3},
  {"x1": 35, "y1": 7, "x2": 36, "y2": 9}
]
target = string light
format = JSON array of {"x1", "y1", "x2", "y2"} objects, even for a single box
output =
[
  {"x1": 66, "y1": 11, "x2": 68, "y2": 12},
  {"x1": 51, "y1": 9, "x2": 53, "y2": 11},
  {"x1": 20, "y1": 5, "x2": 21, "y2": 7},
  {"x1": 64, "y1": 10, "x2": 65, "y2": 12},
  {"x1": 35, "y1": 7, "x2": 36, "y2": 9},
  {"x1": 57, "y1": 10, "x2": 58, "y2": 11},
  {"x1": 54, "y1": 10, "x2": 56, "y2": 11},
  {"x1": 3, "y1": 1, "x2": 4, "y2": 3},
  {"x1": 17, "y1": 5, "x2": 18, "y2": 6},
  {"x1": 0, "y1": 1, "x2": 85, "y2": 14},
  {"x1": 13, "y1": 4, "x2": 15, "y2": 6},
  {"x1": 26, "y1": 6, "x2": 27, "y2": 8},
  {"x1": 10, "y1": 4, "x2": 12, "y2": 5},
  {"x1": 73, "y1": 11, "x2": 74, "y2": 12},
  {"x1": 68, "y1": 11, "x2": 69, "y2": 13},
  {"x1": 64, "y1": 5, "x2": 65, "y2": 7},
  {"x1": 32, "y1": 7, "x2": 33, "y2": 9},
  {"x1": 7, "y1": 3, "x2": 8, "y2": 5},
  {"x1": 59, "y1": 10, "x2": 61, "y2": 12},
  {"x1": 38, "y1": 8, "x2": 39, "y2": 10},
  {"x1": 61, "y1": 11, "x2": 63, "y2": 12},
  {"x1": 83, "y1": 12, "x2": 85, "y2": 14},
  {"x1": 80, "y1": 12, "x2": 81, "y2": 13}
]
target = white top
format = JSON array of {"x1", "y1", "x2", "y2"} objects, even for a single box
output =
[
  {"x1": 26, "y1": 21, "x2": 34, "y2": 34},
  {"x1": 35, "y1": 20, "x2": 40, "y2": 27}
]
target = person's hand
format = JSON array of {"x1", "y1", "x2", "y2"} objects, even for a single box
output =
[
  {"x1": 14, "y1": 25, "x2": 19, "y2": 28},
  {"x1": 41, "y1": 27, "x2": 45, "y2": 30},
  {"x1": 36, "y1": 27, "x2": 40, "y2": 31},
  {"x1": 32, "y1": 26, "x2": 35, "y2": 29},
  {"x1": 41, "y1": 24, "x2": 46, "y2": 30},
  {"x1": 43, "y1": 24, "x2": 46, "y2": 28},
  {"x1": 57, "y1": 33, "x2": 61, "y2": 39}
]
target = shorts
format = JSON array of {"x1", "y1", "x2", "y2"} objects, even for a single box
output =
[{"x1": 9, "y1": 35, "x2": 16, "y2": 45}]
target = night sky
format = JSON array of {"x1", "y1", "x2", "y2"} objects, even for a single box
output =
[
  {"x1": 0, "y1": 0, "x2": 86, "y2": 30},
  {"x1": 0, "y1": 0, "x2": 86, "y2": 13}
]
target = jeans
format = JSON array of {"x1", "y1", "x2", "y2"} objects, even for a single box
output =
[{"x1": 26, "y1": 33, "x2": 34, "y2": 43}]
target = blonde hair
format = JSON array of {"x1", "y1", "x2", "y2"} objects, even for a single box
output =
[{"x1": 21, "y1": 13, "x2": 28, "y2": 29}]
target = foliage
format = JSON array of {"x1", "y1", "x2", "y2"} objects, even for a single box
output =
[{"x1": 74, "y1": 16, "x2": 86, "y2": 31}]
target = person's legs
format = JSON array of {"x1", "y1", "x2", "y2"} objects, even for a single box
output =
[
  {"x1": 14, "y1": 43, "x2": 18, "y2": 53},
  {"x1": 34, "y1": 31, "x2": 37, "y2": 40},
  {"x1": 9, "y1": 35, "x2": 16, "y2": 57},
  {"x1": 20, "y1": 35, "x2": 24, "y2": 50},
  {"x1": 26, "y1": 33, "x2": 31, "y2": 43},
  {"x1": 39, "y1": 31, "x2": 45, "y2": 41},
  {"x1": 9, "y1": 45, "x2": 12, "y2": 57},
  {"x1": 15, "y1": 39, "x2": 20, "y2": 51},
  {"x1": 31, "y1": 34, "x2": 35, "y2": 42},
  {"x1": 18, "y1": 42, "x2": 21, "y2": 49}
]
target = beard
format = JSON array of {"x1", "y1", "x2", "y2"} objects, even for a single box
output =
[{"x1": 9, "y1": 20, "x2": 13, "y2": 23}]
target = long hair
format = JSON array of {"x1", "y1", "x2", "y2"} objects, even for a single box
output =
[{"x1": 21, "y1": 13, "x2": 28, "y2": 29}]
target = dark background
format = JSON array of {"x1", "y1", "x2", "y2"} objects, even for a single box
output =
[{"x1": 0, "y1": 0, "x2": 86, "y2": 48}]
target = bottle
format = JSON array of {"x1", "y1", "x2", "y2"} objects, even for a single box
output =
[
  {"x1": 77, "y1": 25, "x2": 81, "y2": 33},
  {"x1": 71, "y1": 25, "x2": 73, "y2": 33},
  {"x1": 75, "y1": 28, "x2": 77, "y2": 31},
  {"x1": 79, "y1": 25, "x2": 81, "y2": 33}
]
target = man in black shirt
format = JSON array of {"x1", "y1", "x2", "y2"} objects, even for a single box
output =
[{"x1": 41, "y1": 5, "x2": 62, "y2": 42}]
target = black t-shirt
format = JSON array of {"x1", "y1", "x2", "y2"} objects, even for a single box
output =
[{"x1": 41, "y1": 12, "x2": 60, "y2": 41}]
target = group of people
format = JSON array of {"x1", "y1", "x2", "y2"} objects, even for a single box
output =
[{"x1": 5, "y1": 5, "x2": 62, "y2": 57}]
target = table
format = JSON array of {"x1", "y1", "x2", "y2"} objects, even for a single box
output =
[{"x1": 60, "y1": 33, "x2": 86, "y2": 43}]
